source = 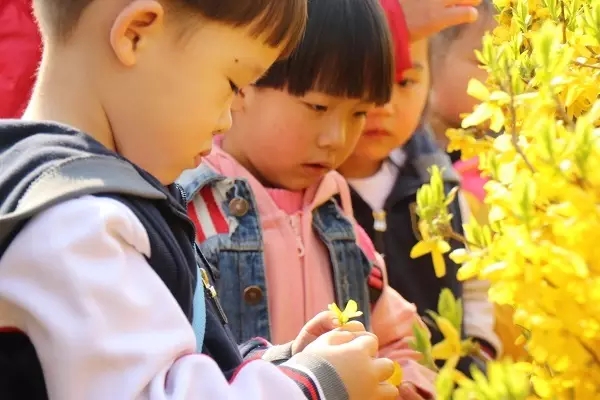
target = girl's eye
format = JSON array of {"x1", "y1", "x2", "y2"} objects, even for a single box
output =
[
  {"x1": 397, "y1": 79, "x2": 415, "y2": 88},
  {"x1": 229, "y1": 80, "x2": 240, "y2": 94}
]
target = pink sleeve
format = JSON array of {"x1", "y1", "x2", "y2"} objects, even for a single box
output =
[
  {"x1": 454, "y1": 157, "x2": 487, "y2": 202},
  {"x1": 355, "y1": 225, "x2": 437, "y2": 397}
]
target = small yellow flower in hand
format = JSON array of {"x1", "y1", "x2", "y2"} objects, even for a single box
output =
[
  {"x1": 387, "y1": 361, "x2": 403, "y2": 386},
  {"x1": 327, "y1": 300, "x2": 363, "y2": 326}
]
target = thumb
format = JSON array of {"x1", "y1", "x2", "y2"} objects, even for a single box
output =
[
  {"x1": 303, "y1": 311, "x2": 339, "y2": 337},
  {"x1": 435, "y1": 6, "x2": 479, "y2": 32}
]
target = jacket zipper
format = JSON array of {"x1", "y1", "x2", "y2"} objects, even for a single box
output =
[{"x1": 176, "y1": 182, "x2": 229, "y2": 326}]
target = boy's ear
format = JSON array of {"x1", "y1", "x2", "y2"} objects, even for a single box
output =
[{"x1": 110, "y1": 0, "x2": 165, "y2": 67}]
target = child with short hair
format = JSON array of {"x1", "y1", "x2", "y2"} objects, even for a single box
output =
[
  {"x1": 0, "y1": 0, "x2": 401, "y2": 398},
  {"x1": 179, "y1": 0, "x2": 436, "y2": 397},
  {"x1": 429, "y1": 0, "x2": 528, "y2": 361},
  {"x1": 337, "y1": 0, "x2": 502, "y2": 375}
]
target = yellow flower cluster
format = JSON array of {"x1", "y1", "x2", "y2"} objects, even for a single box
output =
[{"x1": 414, "y1": 0, "x2": 600, "y2": 397}]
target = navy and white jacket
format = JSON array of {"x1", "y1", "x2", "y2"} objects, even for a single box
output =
[{"x1": 0, "y1": 121, "x2": 346, "y2": 400}]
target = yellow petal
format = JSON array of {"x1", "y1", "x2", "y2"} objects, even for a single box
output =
[
  {"x1": 328, "y1": 303, "x2": 342, "y2": 315},
  {"x1": 436, "y1": 317, "x2": 461, "y2": 346},
  {"x1": 435, "y1": 240, "x2": 451, "y2": 254},
  {"x1": 343, "y1": 300, "x2": 358, "y2": 315},
  {"x1": 328, "y1": 303, "x2": 344, "y2": 323},
  {"x1": 466, "y1": 78, "x2": 491, "y2": 102},
  {"x1": 386, "y1": 362, "x2": 403, "y2": 386},
  {"x1": 461, "y1": 103, "x2": 494, "y2": 128},
  {"x1": 452, "y1": 369, "x2": 470, "y2": 385},
  {"x1": 410, "y1": 240, "x2": 435, "y2": 258},
  {"x1": 431, "y1": 340, "x2": 457, "y2": 360},
  {"x1": 432, "y1": 250, "x2": 447, "y2": 278},
  {"x1": 449, "y1": 248, "x2": 469, "y2": 264}
]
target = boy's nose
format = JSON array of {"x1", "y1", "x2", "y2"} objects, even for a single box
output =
[
  {"x1": 318, "y1": 122, "x2": 346, "y2": 150},
  {"x1": 214, "y1": 109, "x2": 233, "y2": 134}
]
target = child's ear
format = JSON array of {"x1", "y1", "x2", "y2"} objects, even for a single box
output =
[{"x1": 110, "y1": 0, "x2": 165, "y2": 67}]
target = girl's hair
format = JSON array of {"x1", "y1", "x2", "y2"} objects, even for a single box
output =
[
  {"x1": 34, "y1": 0, "x2": 307, "y2": 57},
  {"x1": 255, "y1": 0, "x2": 394, "y2": 106}
]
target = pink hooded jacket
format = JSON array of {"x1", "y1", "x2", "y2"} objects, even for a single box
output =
[{"x1": 187, "y1": 138, "x2": 436, "y2": 395}]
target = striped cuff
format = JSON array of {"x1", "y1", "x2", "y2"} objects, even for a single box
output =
[
  {"x1": 262, "y1": 342, "x2": 293, "y2": 363},
  {"x1": 280, "y1": 353, "x2": 348, "y2": 400}
]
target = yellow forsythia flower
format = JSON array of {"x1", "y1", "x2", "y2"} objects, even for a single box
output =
[
  {"x1": 387, "y1": 361, "x2": 403, "y2": 386},
  {"x1": 328, "y1": 300, "x2": 363, "y2": 326}
]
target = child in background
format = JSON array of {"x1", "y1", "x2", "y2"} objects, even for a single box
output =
[
  {"x1": 0, "y1": 0, "x2": 401, "y2": 398},
  {"x1": 337, "y1": 0, "x2": 502, "y2": 375},
  {"x1": 179, "y1": 0, "x2": 436, "y2": 397},
  {"x1": 429, "y1": 0, "x2": 497, "y2": 224},
  {"x1": 429, "y1": 0, "x2": 528, "y2": 361}
]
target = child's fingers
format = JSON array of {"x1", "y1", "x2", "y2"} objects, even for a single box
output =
[
  {"x1": 438, "y1": 6, "x2": 479, "y2": 28},
  {"x1": 442, "y1": 0, "x2": 482, "y2": 7},
  {"x1": 375, "y1": 382, "x2": 400, "y2": 399},
  {"x1": 346, "y1": 332, "x2": 379, "y2": 357},
  {"x1": 336, "y1": 320, "x2": 366, "y2": 333},
  {"x1": 372, "y1": 357, "x2": 396, "y2": 382}
]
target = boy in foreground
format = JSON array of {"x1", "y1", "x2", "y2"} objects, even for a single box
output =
[{"x1": 0, "y1": 0, "x2": 398, "y2": 399}]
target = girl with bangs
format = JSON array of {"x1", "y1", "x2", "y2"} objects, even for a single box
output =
[{"x1": 179, "y1": 0, "x2": 437, "y2": 397}]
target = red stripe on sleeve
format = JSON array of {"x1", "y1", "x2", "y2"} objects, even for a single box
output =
[
  {"x1": 202, "y1": 188, "x2": 229, "y2": 234},
  {"x1": 187, "y1": 201, "x2": 206, "y2": 243}
]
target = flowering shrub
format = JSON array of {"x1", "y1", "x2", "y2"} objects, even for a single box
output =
[{"x1": 412, "y1": 0, "x2": 600, "y2": 397}]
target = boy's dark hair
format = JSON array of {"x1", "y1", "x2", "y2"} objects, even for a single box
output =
[
  {"x1": 33, "y1": 0, "x2": 307, "y2": 57},
  {"x1": 255, "y1": 0, "x2": 394, "y2": 106}
]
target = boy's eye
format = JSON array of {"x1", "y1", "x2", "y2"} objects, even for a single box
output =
[
  {"x1": 229, "y1": 80, "x2": 240, "y2": 94},
  {"x1": 305, "y1": 103, "x2": 328, "y2": 112},
  {"x1": 354, "y1": 111, "x2": 368, "y2": 118}
]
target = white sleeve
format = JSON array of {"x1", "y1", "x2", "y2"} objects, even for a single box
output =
[{"x1": 0, "y1": 196, "x2": 311, "y2": 400}]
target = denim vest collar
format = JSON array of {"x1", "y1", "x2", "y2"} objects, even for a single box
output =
[{"x1": 178, "y1": 165, "x2": 372, "y2": 343}]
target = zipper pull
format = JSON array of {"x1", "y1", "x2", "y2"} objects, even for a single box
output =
[
  {"x1": 200, "y1": 268, "x2": 228, "y2": 325},
  {"x1": 200, "y1": 268, "x2": 217, "y2": 297},
  {"x1": 373, "y1": 210, "x2": 387, "y2": 232}
]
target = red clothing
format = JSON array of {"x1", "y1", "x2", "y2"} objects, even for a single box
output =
[
  {"x1": 379, "y1": 0, "x2": 411, "y2": 81},
  {"x1": 0, "y1": 0, "x2": 41, "y2": 118}
]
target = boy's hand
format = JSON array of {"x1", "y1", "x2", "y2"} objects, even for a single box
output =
[
  {"x1": 292, "y1": 311, "x2": 339, "y2": 354},
  {"x1": 302, "y1": 329, "x2": 399, "y2": 400},
  {"x1": 292, "y1": 312, "x2": 369, "y2": 355}
]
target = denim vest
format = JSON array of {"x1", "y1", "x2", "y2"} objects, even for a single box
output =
[{"x1": 178, "y1": 165, "x2": 372, "y2": 344}]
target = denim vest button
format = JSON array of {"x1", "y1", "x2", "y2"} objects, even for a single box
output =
[
  {"x1": 229, "y1": 197, "x2": 249, "y2": 217},
  {"x1": 243, "y1": 285, "x2": 263, "y2": 305}
]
